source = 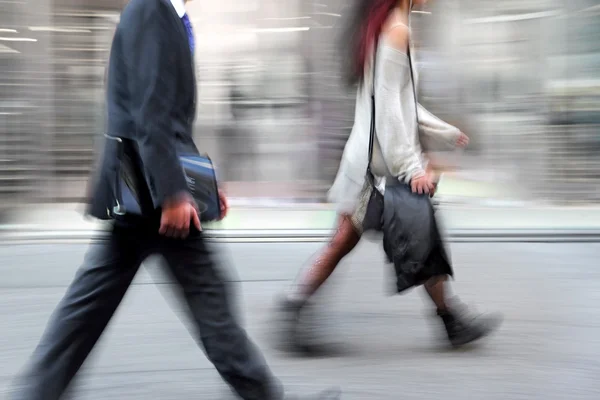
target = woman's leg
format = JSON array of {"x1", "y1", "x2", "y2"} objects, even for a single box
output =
[
  {"x1": 423, "y1": 275, "x2": 450, "y2": 311},
  {"x1": 288, "y1": 214, "x2": 361, "y2": 302},
  {"x1": 423, "y1": 275, "x2": 503, "y2": 347},
  {"x1": 275, "y1": 214, "x2": 361, "y2": 353}
]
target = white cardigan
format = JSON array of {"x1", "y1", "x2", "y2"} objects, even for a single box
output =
[{"x1": 328, "y1": 38, "x2": 461, "y2": 226}]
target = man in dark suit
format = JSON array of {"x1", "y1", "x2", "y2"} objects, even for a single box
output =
[{"x1": 10, "y1": 0, "x2": 339, "y2": 399}]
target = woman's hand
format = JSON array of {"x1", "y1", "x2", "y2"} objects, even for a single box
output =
[
  {"x1": 456, "y1": 132, "x2": 470, "y2": 148},
  {"x1": 218, "y1": 189, "x2": 229, "y2": 221},
  {"x1": 425, "y1": 165, "x2": 439, "y2": 197},
  {"x1": 411, "y1": 173, "x2": 435, "y2": 195}
]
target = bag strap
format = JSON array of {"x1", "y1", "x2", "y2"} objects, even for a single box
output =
[
  {"x1": 366, "y1": 44, "x2": 377, "y2": 183},
  {"x1": 407, "y1": 44, "x2": 419, "y2": 127},
  {"x1": 103, "y1": 134, "x2": 127, "y2": 216}
]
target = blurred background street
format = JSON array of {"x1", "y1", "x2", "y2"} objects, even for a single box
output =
[
  {"x1": 0, "y1": 0, "x2": 599, "y2": 208},
  {"x1": 1, "y1": 0, "x2": 600, "y2": 398}
]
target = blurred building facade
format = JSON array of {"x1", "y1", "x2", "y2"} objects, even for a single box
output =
[
  {"x1": 0, "y1": 0, "x2": 598, "y2": 206},
  {"x1": 421, "y1": 0, "x2": 600, "y2": 202}
]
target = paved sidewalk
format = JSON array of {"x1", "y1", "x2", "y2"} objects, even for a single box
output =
[{"x1": 2, "y1": 241, "x2": 599, "y2": 399}]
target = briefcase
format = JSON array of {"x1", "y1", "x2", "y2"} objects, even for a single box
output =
[
  {"x1": 109, "y1": 135, "x2": 221, "y2": 222},
  {"x1": 178, "y1": 154, "x2": 221, "y2": 222}
]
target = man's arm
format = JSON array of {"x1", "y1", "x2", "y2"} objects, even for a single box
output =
[{"x1": 128, "y1": 8, "x2": 189, "y2": 208}]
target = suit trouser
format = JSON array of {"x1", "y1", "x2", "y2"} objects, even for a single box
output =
[{"x1": 11, "y1": 223, "x2": 282, "y2": 400}]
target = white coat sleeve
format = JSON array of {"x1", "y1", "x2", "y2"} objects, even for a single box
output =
[
  {"x1": 417, "y1": 103, "x2": 461, "y2": 150},
  {"x1": 375, "y1": 58, "x2": 425, "y2": 184}
]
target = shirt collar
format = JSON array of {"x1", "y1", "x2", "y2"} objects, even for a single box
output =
[{"x1": 169, "y1": 0, "x2": 186, "y2": 18}]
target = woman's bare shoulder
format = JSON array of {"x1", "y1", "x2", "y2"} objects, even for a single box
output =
[{"x1": 380, "y1": 18, "x2": 409, "y2": 53}]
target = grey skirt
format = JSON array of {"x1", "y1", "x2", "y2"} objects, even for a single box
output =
[{"x1": 349, "y1": 179, "x2": 374, "y2": 235}]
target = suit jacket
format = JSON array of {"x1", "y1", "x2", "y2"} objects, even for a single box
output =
[{"x1": 87, "y1": 0, "x2": 198, "y2": 222}]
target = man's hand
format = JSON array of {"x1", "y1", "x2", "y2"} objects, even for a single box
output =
[
  {"x1": 218, "y1": 189, "x2": 229, "y2": 221},
  {"x1": 456, "y1": 132, "x2": 470, "y2": 148},
  {"x1": 159, "y1": 196, "x2": 201, "y2": 239}
]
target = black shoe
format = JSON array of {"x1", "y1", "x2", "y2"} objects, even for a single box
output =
[
  {"x1": 284, "y1": 387, "x2": 341, "y2": 399},
  {"x1": 274, "y1": 294, "x2": 306, "y2": 353},
  {"x1": 438, "y1": 298, "x2": 503, "y2": 348},
  {"x1": 274, "y1": 294, "x2": 341, "y2": 356}
]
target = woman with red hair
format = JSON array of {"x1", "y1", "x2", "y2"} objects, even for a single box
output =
[{"x1": 276, "y1": 0, "x2": 502, "y2": 353}]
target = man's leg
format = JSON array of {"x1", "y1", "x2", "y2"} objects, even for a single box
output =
[
  {"x1": 11, "y1": 226, "x2": 145, "y2": 400},
  {"x1": 160, "y1": 235, "x2": 283, "y2": 400}
]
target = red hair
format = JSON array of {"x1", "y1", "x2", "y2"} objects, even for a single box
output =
[{"x1": 353, "y1": 0, "x2": 398, "y2": 82}]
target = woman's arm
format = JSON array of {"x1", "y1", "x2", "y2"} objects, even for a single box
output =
[
  {"x1": 376, "y1": 26, "x2": 426, "y2": 183},
  {"x1": 376, "y1": 84, "x2": 426, "y2": 183},
  {"x1": 417, "y1": 104, "x2": 462, "y2": 150}
]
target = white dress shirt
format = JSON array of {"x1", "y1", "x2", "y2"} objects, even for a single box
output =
[{"x1": 169, "y1": 0, "x2": 186, "y2": 18}]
